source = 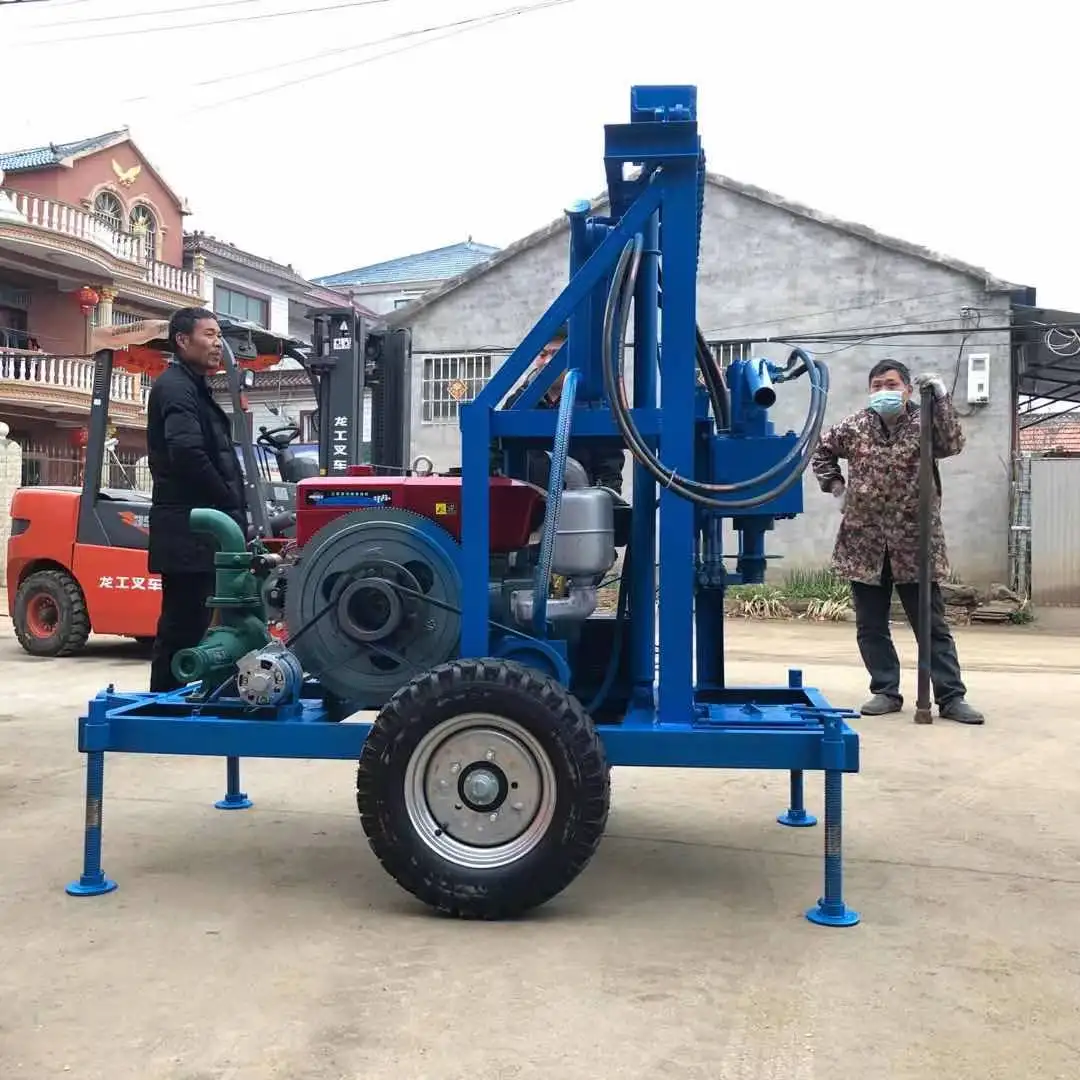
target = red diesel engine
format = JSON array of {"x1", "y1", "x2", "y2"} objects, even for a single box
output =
[
  {"x1": 294, "y1": 471, "x2": 545, "y2": 549},
  {"x1": 269, "y1": 468, "x2": 596, "y2": 714}
]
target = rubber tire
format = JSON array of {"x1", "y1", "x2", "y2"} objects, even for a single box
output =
[
  {"x1": 13, "y1": 569, "x2": 91, "y2": 657},
  {"x1": 357, "y1": 658, "x2": 610, "y2": 919}
]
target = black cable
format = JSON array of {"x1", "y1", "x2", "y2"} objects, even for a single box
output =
[
  {"x1": 602, "y1": 235, "x2": 830, "y2": 511},
  {"x1": 654, "y1": 262, "x2": 730, "y2": 428},
  {"x1": 716, "y1": 322, "x2": 1056, "y2": 347},
  {"x1": 117, "y1": 0, "x2": 572, "y2": 104},
  {"x1": 185, "y1": 0, "x2": 578, "y2": 113},
  {"x1": 19, "y1": 0, "x2": 395, "y2": 44},
  {"x1": 283, "y1": 596, "x2": 336, "y2": 649},
  {"x1": 702, "y1": 285, "x2": 982, "y2": 340},
  {"x1": 43, "y1": 0, "x2": 279, "y2": 26}
]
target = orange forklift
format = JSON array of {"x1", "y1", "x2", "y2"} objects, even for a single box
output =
[{"x1": 5, "y1": 318, "x2": 311, "y2": 656}]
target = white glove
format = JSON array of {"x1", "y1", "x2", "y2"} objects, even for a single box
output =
[{"x1": 914, "y1": 372, "x2": 947, "y2": 400}]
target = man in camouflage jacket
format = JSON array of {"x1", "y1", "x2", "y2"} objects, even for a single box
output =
[{"x1": 811, "y1": 358, "x2": 984, "y2": 724}]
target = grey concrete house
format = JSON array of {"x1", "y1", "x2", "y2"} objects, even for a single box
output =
[{"x1": 387, "y1": 173, "x2": 1033, "y2": 588}]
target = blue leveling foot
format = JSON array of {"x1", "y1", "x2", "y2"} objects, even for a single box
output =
[
  {"x1": 66, "y1": 874, "x2": 118, "y2": 897},
  {"x1": 805, "y1": 901, "x2": 860, "y2": 927},
  {"x1": 777, "y1": 810, "x2": 817, "y2": 828},
  {"x1": 214, "y1": 794, "x2": 253, "y2": 810}
]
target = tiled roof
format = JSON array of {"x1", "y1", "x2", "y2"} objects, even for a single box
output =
[
  {"x1": 1019, "y1": 417, "x2": 1080, "y2": 455},
  {"x1": 314, "y1": 240, "x2": 499, "y2": 288},
  {"x1": 0, "y1": 129, "x2": 130, "y2": 172}
]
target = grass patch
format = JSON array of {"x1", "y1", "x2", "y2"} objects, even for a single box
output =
[
  {"x1": 777, "y1": 568, "x2": 852, "y2": 603},
  {"x1": 727, "y1": 568, "x2": 851, "y2": 621}
]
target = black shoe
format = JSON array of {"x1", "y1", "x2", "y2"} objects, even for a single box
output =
[
  {"x1": 860, "y1": 694, "x2": 903, "y2": 716},
  {"x1": 939, "y1": 698, "x2": 985, "y2": 725}
]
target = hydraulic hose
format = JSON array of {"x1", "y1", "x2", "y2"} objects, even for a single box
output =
[
  {"x1": 532, "y1": 366, "x2": 581, "y2": 632},
  {"x1": 619, "y1": 237, "x2": 831, "y2": 505},
  {"x1": 601, "y1": 236, "x2": 830, "y2": 512},
  {"x1": 696, "y1": 328, "x2": 731, "y2": 431},
  {"x1": 622, "y1": 251, "x2": 829, "y2": 497},
  {"x1": 705, "y1": 346, "x2": 829, "y2": 494},
  {"x1": 584, "y1": 545, "x2": 631, "y2": 716},
  {"x1": 656, "y1": 261, "x2": 731, "y2": 429}
]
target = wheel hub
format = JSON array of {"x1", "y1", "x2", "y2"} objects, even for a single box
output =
[
  {"x1": 460, "y1": 765, "x2": 502, "y2": 809},
  {"x1": 405, "y1": 714, "x2": 556, "y2": 866},
  {"x1": 27, "y1": 594, "x2": 59, "y2": 638}
]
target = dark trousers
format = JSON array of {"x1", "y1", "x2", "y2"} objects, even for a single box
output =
[
  {"x1": 150, "y1": 572, "x2": 215, "y2": 692},
  {"x1": 851, "y1": 556, "x2": 966, "y2": 707}
]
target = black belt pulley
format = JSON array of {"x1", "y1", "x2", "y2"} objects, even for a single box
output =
[{"x1": 285, "y1": 509, "x2": 463, "y2": 708}]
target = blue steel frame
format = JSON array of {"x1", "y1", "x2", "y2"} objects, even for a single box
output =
[{"x1": 65, "y1": 85, "x2": 861, "y2": 928}]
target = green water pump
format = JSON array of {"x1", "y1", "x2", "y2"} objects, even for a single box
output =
[{"x1": 171, "y1": 509, "x2": 271, "y2": 691}]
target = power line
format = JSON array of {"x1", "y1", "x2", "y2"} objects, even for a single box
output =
[
  {"x1": 184, "y1": 0, "x2": 577, "y2": 114},
  {"x1": 18, "y1": 0, "x2": 395, "y2": 44},
  {"x1": 119, "y1": 0, "x2": 565, "y2": 104},
  {"x1": 701, "y1": 286, "x2": 981, "y2": 339},
  {"x1": 38, "y1": 0, "x2": 284, "y2": 26}
]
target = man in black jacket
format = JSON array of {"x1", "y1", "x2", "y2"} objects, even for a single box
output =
[{"x1": 146, "y1": 307, "x2": 248, "y2": 691}]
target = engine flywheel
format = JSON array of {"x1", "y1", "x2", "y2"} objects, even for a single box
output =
[{"x1": 285, "y1": 509, "x2": 463, "y2": 708}]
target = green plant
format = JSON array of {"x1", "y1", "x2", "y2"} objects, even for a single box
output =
[
  {"x1": 1008, "y1": 603, "x2": 1035, "y2": 625},
  {"x1": 780, "y1": 568, "x2": 852, "y2": 603}
]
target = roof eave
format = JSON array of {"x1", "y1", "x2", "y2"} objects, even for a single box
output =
[
  {"x1": 384, "y1": 210, "x2": 596, "y2": 328},
  {"x1": 186, "y1": 233, "x2": 308, "y2": 286},
  {"x1": 702, "y1": 171, "x2": 1020, "y2": 293},
  {"x1": 386, "y1": 173, "x2": 1023, "y2": 328}
]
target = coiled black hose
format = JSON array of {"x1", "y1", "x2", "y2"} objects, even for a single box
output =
[{"x1": 601, "y1": 235, "x2": 830, "y2": 512}]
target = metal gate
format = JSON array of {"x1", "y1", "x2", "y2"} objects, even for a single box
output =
[{"x1": 1030, "y1": 456, "x2": 1080, "y2": 604}]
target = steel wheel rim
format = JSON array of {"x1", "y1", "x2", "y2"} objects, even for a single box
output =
[
  {"x1": 404, "y1": 712, "x2": 557, "y2": 869},
  {"x1": 27, "y1": 594, "x2": 59, "y2": 638}
]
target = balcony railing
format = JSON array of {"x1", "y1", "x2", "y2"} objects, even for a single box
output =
[
  {"x1": 0, "y1": 348, "x2": 145, "y2": 409},
  {"x1": 1, "y1": 188, "x2": 202, "y2": 298}
]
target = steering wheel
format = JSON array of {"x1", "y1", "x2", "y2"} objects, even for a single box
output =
[{"x1": 257, "y1": 423, "x2": 302, "y2": 451}]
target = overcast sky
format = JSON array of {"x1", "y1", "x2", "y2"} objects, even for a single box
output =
[{"x1": 3, "y1": 0, "x2": 1077, "y2": 310}]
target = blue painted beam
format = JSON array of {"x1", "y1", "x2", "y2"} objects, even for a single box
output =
[{"x1": 75, "y1": 707, "x2": 858, "y2": 772}]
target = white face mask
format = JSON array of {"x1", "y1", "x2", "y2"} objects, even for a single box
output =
[{"x1": 868, "y1": 389, "x2": 904, "y2": 417}]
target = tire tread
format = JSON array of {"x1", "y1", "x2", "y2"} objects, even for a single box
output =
[
  {"x1": 356, "y1": 658, "x2": 609, "y2": 919},
  {"x1": 13, "y1": 569, "x2": 91, "y2": 657}
]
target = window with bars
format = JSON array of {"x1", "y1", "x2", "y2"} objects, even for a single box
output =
[{"x1": 421, "y1": 353, "x2": 493, "y2": 424}]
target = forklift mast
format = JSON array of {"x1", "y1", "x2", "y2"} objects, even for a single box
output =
[
  {"x1": 308, "y1": 308, "x2": 411, "y2": 475},
  {"x1": 76, "y1": 347, "x2": 123, "y2": 547}
]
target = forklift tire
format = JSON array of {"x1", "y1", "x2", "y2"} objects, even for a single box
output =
[
  {"x1": 356, "y1": 658, "x2": 610, "y2": 919},
  {"x1": 13, "y1": 569, "x2": 91, "y2": 658}
]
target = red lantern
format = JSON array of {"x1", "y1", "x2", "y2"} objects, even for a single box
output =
[
  {"x1": 76, "y1": 285, "x2": 100, "y2": 317},
  {"x1": 70, "y1": 426, "x2": 89, "y2": 449}
]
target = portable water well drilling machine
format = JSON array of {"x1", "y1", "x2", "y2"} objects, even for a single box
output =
[{"x1": 65, "y1": 84, "x2": 861, "y2": 926}]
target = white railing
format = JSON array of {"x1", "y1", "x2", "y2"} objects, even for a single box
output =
[
  {"x1": 145, "y1": 259, "x2": 198, "y2": 295},
  {"x1": 2, "y1": 188, "x2": 201, "y2": 298},
  {"x1": 0, "y1": 349, "x2": 144, "y2": 408}
]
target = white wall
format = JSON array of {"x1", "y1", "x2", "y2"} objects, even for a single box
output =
[
  {"x1": 351, "y1": 285, "x2": 430, "y2": 316},
  {"x1": 201, "y1": 267, "x2": 293, "y2": 335},
  {"x1": 0, "y1": 431, "x2": 22, "y2": 580}
]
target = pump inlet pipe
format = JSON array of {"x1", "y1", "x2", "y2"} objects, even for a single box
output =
[{"x1": 913, "y1": 382, "x2": 935, "y2": 725}]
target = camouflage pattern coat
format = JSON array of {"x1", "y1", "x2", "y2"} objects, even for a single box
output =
[{"x1": 810, "y1": 396, "x2": 965, "y2": 585}]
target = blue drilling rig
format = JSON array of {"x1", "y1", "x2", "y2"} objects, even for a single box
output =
[{"x1": 66, "y1": 85, "x2": 861, "y2": 927}]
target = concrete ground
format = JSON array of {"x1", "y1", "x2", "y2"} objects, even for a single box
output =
[{"x1": 1, "y1": 608, "x2": 1078, "y2": 1080}]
